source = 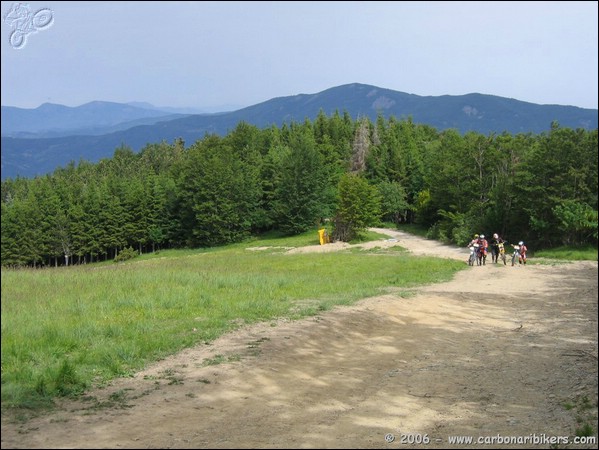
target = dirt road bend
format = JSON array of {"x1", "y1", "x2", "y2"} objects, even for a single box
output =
[{"x1": 2, "y1": 229, "x2": 597, "y2": 449}]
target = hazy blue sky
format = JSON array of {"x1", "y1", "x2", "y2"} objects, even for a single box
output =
[{"x1": 2, "y1": 1, "x2": 597, "y2": 111}]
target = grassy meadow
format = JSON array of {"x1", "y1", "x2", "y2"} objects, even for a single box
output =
[
  {"x1": 533, "y1": 245, "x2": 598, "y2": 261},
  {"x1": 0, "y1": 229, "x2": 473, "y2": 409}
]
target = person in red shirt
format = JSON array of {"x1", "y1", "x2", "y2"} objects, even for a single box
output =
[
  {"x1": 518, "y1": 241, "x2": 528, "y2": 265},
  {"x1": 478, "y1": 234, "x2": 489, "y2": 265}
]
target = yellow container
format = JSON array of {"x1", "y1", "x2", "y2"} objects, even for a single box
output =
[{"x1": 318, "y1": 229, "x2": 326, "y2": 245}]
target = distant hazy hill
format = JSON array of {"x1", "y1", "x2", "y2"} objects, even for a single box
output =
[
  {"x1": 2, "y1": 83, "x2": 597, "y2": 179},
  {"x1": 1, "y1": 101, "x2": 188, "y2": 137},
  {"x1": 126, "y1": 102, "x2": 243, "y2": 115}
]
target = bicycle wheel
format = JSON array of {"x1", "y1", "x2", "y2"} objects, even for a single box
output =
[{"x1": 33, "y1": 8, "x2": 54, "y2": 29}]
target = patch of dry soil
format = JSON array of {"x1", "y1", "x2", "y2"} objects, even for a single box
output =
[{"x1": 2, "y1": 229, "x2": 597, "y2": 449}]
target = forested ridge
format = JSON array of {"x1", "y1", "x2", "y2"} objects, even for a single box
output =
[
  {"x1": 2, "y1": 112, "x2": 597, "y2": 267},
  {"x1": 4, "y1": 83, "x2": 598, "y2": 181}
]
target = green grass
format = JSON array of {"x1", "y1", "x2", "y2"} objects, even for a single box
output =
[
  {"x1": 0, "y1": 229, "x2": 463, "y2": 410},
  {"x1": 533, "y1": 245, "x2": 598, "y2": 261},
  {"x1": 565, "y1": 395, "x2": 598, "y2": 440},
  {"x1": 349, "y1": 229, "x2": 395, "y2": 243}
]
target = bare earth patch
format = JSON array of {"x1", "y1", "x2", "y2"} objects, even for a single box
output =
[{"x1": 2, "y1": 229, "x2": 597, "y2": 449}]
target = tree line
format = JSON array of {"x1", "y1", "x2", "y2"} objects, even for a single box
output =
[{"x1": 2, "y1": 111, "x2": 597, "y2": 267}]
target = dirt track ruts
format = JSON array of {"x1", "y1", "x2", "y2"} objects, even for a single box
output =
[{"x1": 2, "y1": 229, "x2": 597, "y2": 449}]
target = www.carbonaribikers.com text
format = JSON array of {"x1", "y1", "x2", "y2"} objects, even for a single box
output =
[{"x1": 447, "y1": 434, "x2": 596, "y2": 446}]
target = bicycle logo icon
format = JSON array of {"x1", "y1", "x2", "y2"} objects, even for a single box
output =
[{"x1": 4, "y1": 3, "x2": 54, "y2": 49}]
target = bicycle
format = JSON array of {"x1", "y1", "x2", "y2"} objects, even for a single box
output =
[
  {"x1": 468, "y1": 243, "x2": 479, "y2": 266},
  {"x1": 498, "y1": 242, "x2": 507, "y2": 265},
  {"x1": 510, "y1": 244, "x2": 521, "y2": 266}
]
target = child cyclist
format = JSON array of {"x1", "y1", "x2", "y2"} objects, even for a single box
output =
[
  {"x1": 478, "y1": 234, "x2": 489, "y2": 265},
  {"x1": 518, "y1": 241, "x2": 528, "y2": 265},
  {"x1": 466, "y1": 234, "x2": 479, "y2": 264}
]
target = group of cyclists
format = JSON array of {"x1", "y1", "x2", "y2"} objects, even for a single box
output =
[{"x1": 467, "y1": 233, "x2": 527, "y2": 266}]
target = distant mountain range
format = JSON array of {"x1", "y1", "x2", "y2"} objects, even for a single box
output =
[
  {"x1": 2, "y1": 101, "x2": 204, "y2": 138},
  {"x1": 2, "y1": 83, "x2": 597, "y2": 180}
]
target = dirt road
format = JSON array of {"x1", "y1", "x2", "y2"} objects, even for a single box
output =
[{"x1": 2, "y1": 229, "x2": 597, "y2": 449}]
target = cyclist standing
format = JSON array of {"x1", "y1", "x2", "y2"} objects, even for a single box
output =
[{"x1": 489, "y1": 233, "x2": 505, "y2": 264}]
